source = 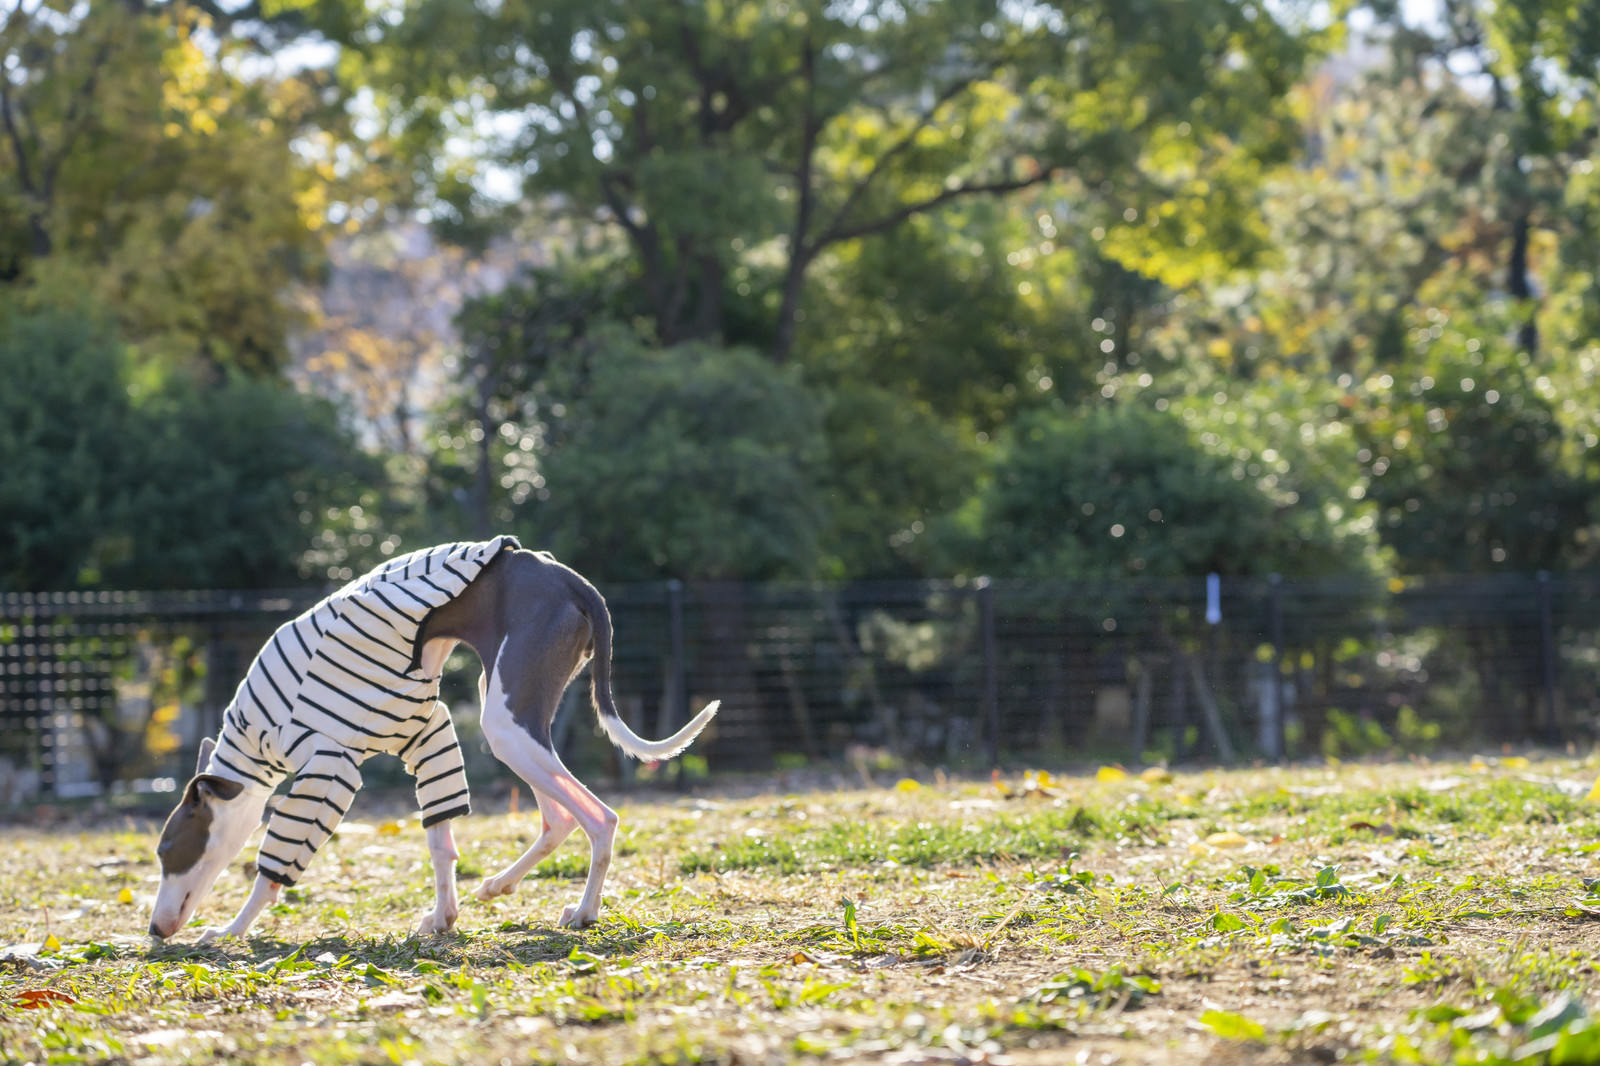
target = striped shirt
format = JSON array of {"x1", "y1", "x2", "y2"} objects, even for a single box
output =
[{"x1": 205, "y1": 536, "x2": 520, "y2": 886}]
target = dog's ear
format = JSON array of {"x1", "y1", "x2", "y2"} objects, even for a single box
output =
[
  {"x1": 196, "y1": 737, "x2": 216, "y2": 776},
  {"x1": 183, "y1": 773, "x2": 244, "y2": 807}
]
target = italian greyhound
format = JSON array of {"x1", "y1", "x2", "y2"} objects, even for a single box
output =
[{"x1": 147, "y1": 546, "x2": 718, "y2": 942}]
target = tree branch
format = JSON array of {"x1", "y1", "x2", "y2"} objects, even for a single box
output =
[
  {"x1": 810, "y1": 75, "x2": 977, "y2": 259},
  {"x1": 772, "y1": 34, "x2": 821, "y2": 363},
  {"x1": 41, "y1": 33, "x2": 117, "y2": 199},
  {"x1": 0, "y1": 84, "x2": 37, "y2": 196},
  {"x1": 816, "y1": 167, "x2": 1061, "y2": 249}
]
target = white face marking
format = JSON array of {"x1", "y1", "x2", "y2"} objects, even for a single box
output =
[{"x1": 148, "y1": 788, "x2": 268, "y2": 939}]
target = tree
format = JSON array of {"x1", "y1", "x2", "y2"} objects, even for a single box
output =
[
  {"x1": 814, "y1": 384, "x2": 980, "y2": 580},
  {"x1": 1347, "y1": 298, "x2": 1594, "y2": 573},
  {"x1": 0, "y1": 302, "x2": 379, "y2": 591},
  {"x1": 430, "y1": 260, "x2": 633, "y2": 540},
  {"x1": 536, "y1": 333, "x2": 827, "y2": 582},
  {"x1": 110, "y1": 373, "x2": 383, "y2": 589},
  {"x1": 944, "y1": 402, "x2": 1376, "y2": 580},
  {"x1": 0, "y1": 307, "x2": 132, "y2": 589},
  {"x1": 0, "y1": 2, "x2": 339, "y2": 374},
  {"x1": 327, "y1": 0, "x2": 1314, "y2": 362}
]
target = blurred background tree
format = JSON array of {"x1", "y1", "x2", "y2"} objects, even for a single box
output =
[{"x1": 0, "y1": 0, "x2": 1596, "y2": 593}]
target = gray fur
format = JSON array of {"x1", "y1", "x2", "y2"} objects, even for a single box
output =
[{"x1": 416, "y1": 549, "x2": 610, "y2": 750}]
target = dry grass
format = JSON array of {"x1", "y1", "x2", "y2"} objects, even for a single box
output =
[{"x1": 4, "y1": 754, "x2": 1600, "y2": 1065}]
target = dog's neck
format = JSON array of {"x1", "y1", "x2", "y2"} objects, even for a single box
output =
[{"x1": 201, "y1": 712, "x2": 287, "y2": 794}]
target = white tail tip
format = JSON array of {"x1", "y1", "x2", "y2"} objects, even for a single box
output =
[{"x1": 600, "y1": 699, "x2": 720, "y2": 761}]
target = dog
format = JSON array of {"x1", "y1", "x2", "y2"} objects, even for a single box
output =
[{"x1": 147, "y1": 538, "x2": 718, "y2": 942}]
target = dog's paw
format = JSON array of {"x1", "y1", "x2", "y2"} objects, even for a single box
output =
[
  {"x1": 416, "y1": 909, "x2": 458, "y2": 936},
  {"x1": 559, "y1": 902, "x2": 598, "y2": 929},
  {"x1": 196, "y1": 926, "x2": 233, "y2": 946},
  {"x1": 475, "y1": 875, "x2": 516, "y2": 901}
]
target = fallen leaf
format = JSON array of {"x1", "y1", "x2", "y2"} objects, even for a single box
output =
[
  {"x1": 40, "y1": 934, "x2": 60, "y2": 953},
  {"x1": 1204, "y1": 831, "x2": 1250, "y2": 849},
  {"x1": 893, "y1": 778, "x2": 922, "y2": 793},
  {"x1": 1502, "y1": 756, "x2": 1530, "y2": 770},
  {"x1": 1201, "y1": 1008, "x2": 1267, "y2": 1041},
  {"x1": 1586, "y1": 777, "x2": 1600, "y2": 804},
  {"x1": 1096, "y1": 765, "x2": 1128, "y2": 782},
  {"x1": 378, "y1": 820, "x2": 406, "y2": 835},
  {"x1": 12, "y1": 988, "x2": 75, "y2": 1009},
  {"x1": 116, "y1": 887, "x2": 134, "y2": 904},
  {"x1": 1140, "y1": 766, "x2": 1174, "y2": 784}
]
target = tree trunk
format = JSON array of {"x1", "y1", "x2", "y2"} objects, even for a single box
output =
[
  {"x1": 772, "y1": 251, "x2": 810, "y2": 365},
  {"x1": 469, "y1": 353, "x2": 495, "y2": 539},
  {"x1": 690, "y1": 251, "x2": 724, "y2": 343},
  {"x1": 1507, "y1": 211, "x2": 1538, "y2": 353}
]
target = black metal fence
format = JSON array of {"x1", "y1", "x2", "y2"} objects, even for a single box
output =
[{"x1": 3, "y1": 573, "x2": 1599, "y2": 802}]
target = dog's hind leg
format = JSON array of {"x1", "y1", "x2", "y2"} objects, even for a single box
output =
[
  {"x1": 479, "y1": 630, "x2": 619, "y2": 929},
  {"x1": 474, "y1": 789, "x2": 578, "y2": 901}
]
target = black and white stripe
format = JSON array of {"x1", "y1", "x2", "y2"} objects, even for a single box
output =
[{"x1": 205, "y1": 536, "x2": 519, "y2": 886}]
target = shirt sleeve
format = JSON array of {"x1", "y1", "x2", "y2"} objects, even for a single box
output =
[
  {"x1": 401, "y1": 699, "x2": 472, "y2": 827},
  {"x1": 256, "y1": 746, "x2": 363, "y2": 886}
]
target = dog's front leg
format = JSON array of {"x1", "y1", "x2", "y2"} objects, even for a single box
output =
[
  {"x1": 417, "y1": 821, "x2": 460, "y2": 935},
  {"x1": 197, "y1": 875, "x2": 281, "y2": 944}
]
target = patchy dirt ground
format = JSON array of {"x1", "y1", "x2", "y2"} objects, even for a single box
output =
[{"x1": 4, "y1": 755, "x2": 1600, "y2": 1065}]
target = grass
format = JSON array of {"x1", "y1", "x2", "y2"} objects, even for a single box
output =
[{"x1": 5, "y1": 754, "x2": 1600, "y2": 1064}]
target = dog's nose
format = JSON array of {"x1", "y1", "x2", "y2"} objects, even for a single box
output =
[{"x1": 148, "y1": 920, "x2": 167, "y2": 939}]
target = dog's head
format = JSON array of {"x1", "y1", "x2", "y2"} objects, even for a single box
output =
[{"x1": 148, "y1": 738, "x2": 268, "y2": 938}]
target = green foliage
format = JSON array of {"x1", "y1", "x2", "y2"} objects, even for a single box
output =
[
  {"x1": 0, "y1": 4, "x2": 336, "y2": 375},
  {"x1": 336, "y1": 0, "x2": 1313, "y2": 357},
  {"x1": 814, "y1": 384, "x2": 979, "y2": 579},
  {"x1": 1200, "y1": 1008, "x2": 1268, "y2": 1041},
  {"x1": 0, "y1": 307, "x2": 132, "y2": 588},
  {"x1": 1034, "y1": 967, "x2": 1160, "y2": 1010},
  {"x1": 109, "y1": 373, "x2": 382, "y2": 589},
  {"x1": 944, "y1": 404, "x2": 1375, "y2": 579},
  {"x1": 0, "y1": 306, "x2": 376, "y2": 591},
  {"x1": 536, "y1": 334, "x2": 827, "y2": 581},
  {"x1": 6, "y1": 0, "x2": 1600, "y2": 613},
  {"x1": 1346, "y1": 303, "x2": 1596, "y2": 573},
  {"x1": 802, "y1": 209, "x2": 1071, "y2": 428}
]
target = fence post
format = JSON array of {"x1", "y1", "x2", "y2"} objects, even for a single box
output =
[
  {"x1": 666, "y1": 579, "x2": 688, "y2": 789},
  {"x1": 1264, "y1": 573, "x2": 1285, "y2": 762},
  {"x1": 1538, "y1": 571, "x2": 1560, "y2": 744},
  {"x1": 978, "y1": 577, "x2": 999, "y2": 767}
]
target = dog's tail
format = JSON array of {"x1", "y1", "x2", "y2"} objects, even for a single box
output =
[{"x1": 571, "y1": 575, "x2": 719, "y2": 760}]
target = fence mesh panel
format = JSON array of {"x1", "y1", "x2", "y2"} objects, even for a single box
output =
[{"x1": 3, "y1": 574, "x2": 1597, "y2": 800}]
